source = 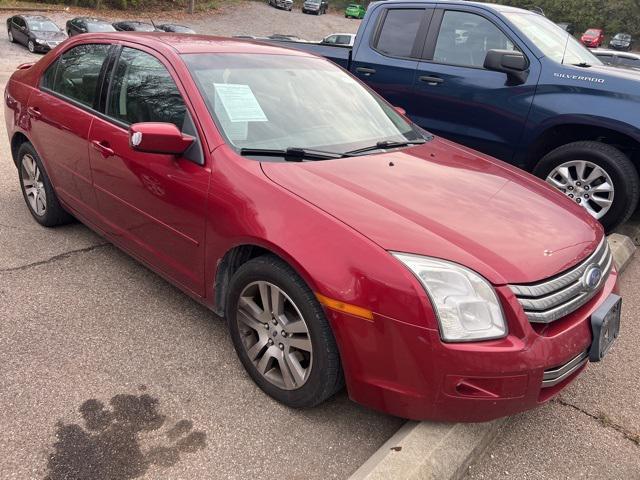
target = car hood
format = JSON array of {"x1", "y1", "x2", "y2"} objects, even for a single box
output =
[
  {"x1": 261, "y1": 137, "x2": 602, "y2": 285},
  {"x1": 32, "y1": 31, "x2": 66, "y2": 41}
]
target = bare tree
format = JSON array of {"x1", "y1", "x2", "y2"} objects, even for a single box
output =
[{"x1": 188, "y1": 0, "x2": 195, "y2": 14}]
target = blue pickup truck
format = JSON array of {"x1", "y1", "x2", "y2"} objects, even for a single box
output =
[{"x1": 271, "y1": 0, "x2": 640, "y2": 231}]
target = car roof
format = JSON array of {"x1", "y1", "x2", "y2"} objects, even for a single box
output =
[
  {"x1": 77, "y1": 17, "x2": 110, "y2": 23},
  {"x1": 20, "y1": 15, "x2": 53, "y2": 20},
  {"x1": 69, "y1": 32, "x2": 317, "y2": 56}
]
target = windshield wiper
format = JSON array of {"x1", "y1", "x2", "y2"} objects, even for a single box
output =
[
  {"x1": 572, "y1": 62, "x2": 591, "y2": 67},
  {"x1": 239, "y1": 147, "x2": 344, "y2": 161},
  {"x1": 343, "y1": 138, "x2": 426, "y2": 156}
]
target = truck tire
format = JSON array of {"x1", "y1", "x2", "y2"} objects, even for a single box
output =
[{"x1": 534, "y1": 141, "x2": 639, "y2": 232}]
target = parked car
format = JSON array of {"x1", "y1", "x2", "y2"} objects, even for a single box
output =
[
  {"x1": 609, "y1": 33, "x2": 633, "y2": 51},
  {"x1": 268, "y1": 1, "x2": 640, "y2": 232},
  {"x1": 345, "y1": 3, "x2": 366, "y2": 19},
  {"x1": 4, "y1": 32, "x2": 620, "y2": 422},
  {"x1": 581, "y1": 28, "x2": 605, "y2": 48},
  {"x1": 321, "y1": 33, "x2": 355, "y2": 47},
  {"x1": 268, "y1": 0, "x2": 293, "y2": 11},
  {"x1": 157, "y1": 24, "x2": 196, "y2": 34},
  {"x1": 112, "y1": 21, "x2": 157, "y2": 32},
  {"x1": 593, "y1": 49, "x2": 640, "y2": 71},
  {"x1": 556, "y1": 22, "x2": 574, "y2": 35},
  {"x1": 66, "y1": 17, "x2": 116, "y2": 36},
  {"x1": 302, "y1": 0, "x2": 328, "y2": 15},
  {"x1": 6, "y1": 15, "x2": 66, "y2": 53}
]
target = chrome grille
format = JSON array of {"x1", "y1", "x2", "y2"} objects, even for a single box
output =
[{"x1": 509, "y1": 239, "x2": 612, "y2": 324}]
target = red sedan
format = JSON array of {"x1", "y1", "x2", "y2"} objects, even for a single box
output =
[
  {"x1": 581, "y1": 28, "x2": 605, "y2": 48},
  {"x1": 4, "y1": 33, "x2": 621, "y2": 421}
]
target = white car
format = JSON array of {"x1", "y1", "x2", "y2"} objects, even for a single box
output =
[
  {"x1": 321, "y1": 33, "x2": 356, "y2": 47},
  {"x1": 592, "y1": 48, "x2": 640, "y2": 71}
]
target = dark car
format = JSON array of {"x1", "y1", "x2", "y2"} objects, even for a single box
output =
[
  {"x1": 7, "y1": 15, "x2": 66, "y2": 53},
  {"x1": 609, "y1": 33, "x2": 633, "y2": 51},
  {"x1": 157, "y1": 24, "x2": 196, "y2": 34},
  {"x1": 268, "y1": 0, "x2": 294, "y2": 11},
  {"x1": 556, "y1": 22, "x2": 574, "y2": 35},
  {"x1": 66, "y1": 17, "x2": 116, "y2": 37},
  {"x1": 112, "y1": 21, "x2": 157, "y2": 32}
]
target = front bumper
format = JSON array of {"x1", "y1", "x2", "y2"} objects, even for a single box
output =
[{"x1": 325, "y1": 269, "x2": 618, "y2": 422}]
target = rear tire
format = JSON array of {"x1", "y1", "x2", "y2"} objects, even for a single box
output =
[
  {"x1": 8, "y1": 30, "x2": 14, "y2": 43},
  {"x1": 534, "y1": 141, "x2": 639, "y2": 232},
  {"x1": 17, "y1": 142, "x2": 73, "y2": 227},
  {"x1": 225, "y1": 255, "x2": 344, "y2": 408}
]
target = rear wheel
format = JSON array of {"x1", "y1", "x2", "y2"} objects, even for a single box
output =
[
  {"x1": 17, "y1": 142, "x2": 73, "y2": 227},
  {"x1": 8, "y1": 29, "x2": 14, "y2": 43},
  {"x1": 226, "y1": 255, "x2": 343, "y2": 408},
  {"x1": 534, "y1": 141, "x2": 639, "y2": 232}
]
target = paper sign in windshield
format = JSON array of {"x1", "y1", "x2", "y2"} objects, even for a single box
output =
[{"x1": 213, "y1": 83, "x2": 268, "y2": 122}]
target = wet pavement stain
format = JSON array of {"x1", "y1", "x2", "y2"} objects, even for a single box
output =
[{"x1": 44, "y1": 393, "x2": 206, "y2": 480}]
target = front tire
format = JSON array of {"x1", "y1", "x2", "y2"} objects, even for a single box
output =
[
  {"x1": 27, "y1": 40, "x2": 35, "y2": 53},
  {"x1": 226, "y1": 255, "x2": 343, "y2": 408},
  {"x1": 534, "y1": 141, "x2": 639, "y2": 232},
  {"x1": 17, "y1": 142, "x2": 73, "y2": 227}
]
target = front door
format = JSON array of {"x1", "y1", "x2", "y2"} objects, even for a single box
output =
[
  {"x1": 411, "y1": 8, "x2": 538, "y2": 162},
  {"x1": 88, "y1": 46, "x2": 210, "y2": 296}
]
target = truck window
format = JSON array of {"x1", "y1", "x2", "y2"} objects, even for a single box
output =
[
  {"x1": 433, "y1": 11, "x2": 516, "y2": 68},
  {"x1": 374, "y1": 9, "x2": 424, "y2": 58}
]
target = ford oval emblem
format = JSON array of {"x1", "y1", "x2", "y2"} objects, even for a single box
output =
[{"x1": 582, "y1": 265, "x2": 603, "y2": 291}]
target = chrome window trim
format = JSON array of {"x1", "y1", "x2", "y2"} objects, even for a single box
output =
[{"x1": 542, "y1": 351, "x2": 588, "y2": 388}]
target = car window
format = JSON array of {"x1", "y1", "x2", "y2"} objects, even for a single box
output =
[
  {"x1": 14, "y1": 17, "x2": 25, "y2": 28},
  {"x1": 324, "y1": 35, "x2": 338, "y2": 44},
  {"x1": 433, "y1": 10, "x2": 516, "y2": 68},
  {"x1": 374, "y1": 9, "x2": 424, "y2": 58},
  {"x1": 595, "y1": 53, "x2": 615, "y2": 65},
  {"x1": 107, "y1": 47, "x2": 187, "y2": 129},
  {"x1": 43, "y1": 44, "x2": 110, "y2": 108},
  {"x1": 618, "y1": 56, "x2": 640, "y2": 67},
  {"x1": 337, "y1": 35, "x2": 352, "y2": 45}
]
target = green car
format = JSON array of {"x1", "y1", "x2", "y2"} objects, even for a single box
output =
[{"x1": 345, "y1": 3, "x2": 366, "y2": 19}]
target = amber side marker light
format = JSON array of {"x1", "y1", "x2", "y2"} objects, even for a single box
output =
[{"x1": 315, "y1": 293, "x2": 374, "y2": 321}]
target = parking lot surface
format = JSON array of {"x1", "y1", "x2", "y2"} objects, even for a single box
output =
[{"x1": 0, "y1": 5, "x2": 399, "y2": 480}]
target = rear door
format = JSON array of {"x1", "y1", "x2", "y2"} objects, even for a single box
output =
[
  {"x1": 88, "y1": 45, "x2": 210, "y2": 296},
  {"x1": 411, "y1": 7, "x2": 539, "y2": 161},
  {"x1": 13, "y1": 17, "x2": 27, "y2": 44},
  {"x1": 28, "y1": 43, "x2": 112, "y2": 218},
  {"x1": 350, "y1": 4, "x2": 434, "y2": 117}
]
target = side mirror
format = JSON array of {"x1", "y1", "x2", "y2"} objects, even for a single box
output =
[
  {"x1": 484, "y1": 49, "x2": 529, "y2": 84},
  {"x1": 394, "y1": 106, "x2": 407, "y2": 116},
  {"x1": 129, "y1": 122, "x2": 194, "y2": 155}
]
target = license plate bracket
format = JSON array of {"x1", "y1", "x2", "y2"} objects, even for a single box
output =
[{"x1": 589, "y1": 294, "x2": 621, "y2": 362}]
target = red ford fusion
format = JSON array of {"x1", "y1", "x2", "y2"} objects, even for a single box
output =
[{"x1": 4, "y1": 33, "x2": 621, "y2": 421}]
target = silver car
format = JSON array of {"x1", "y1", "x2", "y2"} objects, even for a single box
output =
[
  {"x1": 268, "y1": 0, "x2": 293, "y2": 11},
  {"x1": 302, "y1": 0, "x2": 328, "y2": 15}
]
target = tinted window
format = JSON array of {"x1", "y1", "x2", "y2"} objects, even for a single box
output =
[
  {"x1": 107, "y1": 47, "x2": 186, "y2": 128},
  {"x1": 44, "y1": 44, "x2": 110, "y2": 107},
  {"x1": 595, "y1": 53, "x2": 615, "y2": 65},
  {"x1": 375, "y1": 9, "x2": 423, "y2": 58},
  {"x1": 434, "y1": 11, "x2": 516, "y2": 68},
  {"x1": 14, "y1": 17, "x2": 25, "y2": 28},
  {"x1": 618, "y1": 56, "x2": 640, "y2": 67}
]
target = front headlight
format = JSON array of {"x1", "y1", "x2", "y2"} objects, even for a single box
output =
[{"x1": 392, "y1": 253, "x2": 507, "y2": 342}]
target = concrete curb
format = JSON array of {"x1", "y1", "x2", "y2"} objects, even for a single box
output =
[
  {"x1": 349, "y1": 233, "x2": 636, "y2": 480},
  {"x1": 608, "y1": 233, "x2": 637, "y2": 273}
]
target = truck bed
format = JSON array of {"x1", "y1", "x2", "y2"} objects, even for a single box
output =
[{"x1": 261, "y1": 39, "x2": 352, "y2": 69}]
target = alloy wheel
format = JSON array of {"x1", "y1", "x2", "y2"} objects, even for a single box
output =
[
  {"x1": 236, "y1": 281, "x2": 313, "y2": 390},
  {"x1": 21, "y1": 154, "x2": 47, "y2": 216},
  {"x1": 545, "y1": 160, "x2": 614, "y2": 220},
  {"x1": 28, "y1": 40, "x2": 34, "y2": 53},
  {"x1": 8, "y1": 31, "x2": 13, "y2": 42}
]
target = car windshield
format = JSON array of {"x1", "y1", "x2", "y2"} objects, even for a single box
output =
[
  {"x1": 87, "y1": 22, "x2": 116, "y2": 32},
  {"x1": 183, "y1": 53, "x2": 422, "y2": 155},
  {"x1": 504, "y1": 12, "x2": 602, "y2": 66},
  {"x1": 586, "y1": 29, "x2": 600, "y2": 36},
  {"x1": 27, "y1": 20, "x2": 59, "y2": 32},
  {"x1": 167, "y1": 25, "x2": 192, "y2": 32},
  {"x1": 614, "y1": 33, "x2": 631, "y2": 41}
]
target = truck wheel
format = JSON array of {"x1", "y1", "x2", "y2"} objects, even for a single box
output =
[
  {"x1": 225, "y1": 255, "x2": 344, "y2": 408},
  {"x1": 534, "y1": 141, "x2": 639, "y2": 232}
]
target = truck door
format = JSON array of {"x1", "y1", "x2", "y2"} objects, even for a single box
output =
[
  {"x1": 411, "y1": 7, "x2": 539, "y2": 162},
  {"x1": 351, "y1": 4, "x2": 434, "y2": 117}
]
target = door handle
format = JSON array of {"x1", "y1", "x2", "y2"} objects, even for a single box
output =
[
  {"x1": 91, "y1": 140, "x2": 114, "y2": 157},
  {"x1": 27, "y1": 106, "x2": 41, "y2": 119},
  {"x1": 419, "y1": 75, "x2": 444, "y2": 86},
  {"x1": 356, "y1": 67, "x2": 376, "y2": 76}
]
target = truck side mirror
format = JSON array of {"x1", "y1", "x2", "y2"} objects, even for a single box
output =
[{"x1": 484, "y1": 49, "x2": 529, "y2": 85}]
